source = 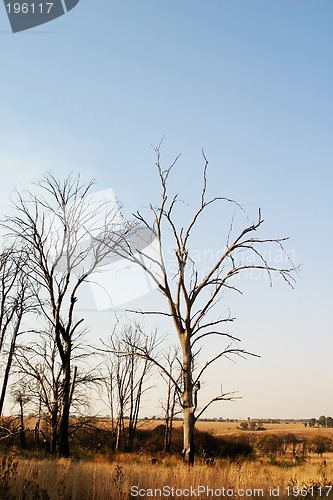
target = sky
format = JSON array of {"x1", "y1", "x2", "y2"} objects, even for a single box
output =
[{"x1": 0, "y1": 0, "x2": 332, "y2": 420}]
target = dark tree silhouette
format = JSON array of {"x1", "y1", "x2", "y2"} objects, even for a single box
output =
[{"x1": 5, "y1": 174, "x2": 129, "y2": 456}]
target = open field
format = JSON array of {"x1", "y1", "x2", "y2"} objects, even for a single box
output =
[
  {"x1": 1, "y1": 452, "x2": 333, "y2": 499},
  {"x1": 17, "y1": 417, "x2": 333, "y2": 439},
  {"x1": 142, "y1": 418, "x2": 333, "y2": 439},
  {"x1": 195, "y1": 421, "x2": 333, "y2": 439},
  {"x1": 1, "y1": 419, "x2": 333, "y2": 499}
]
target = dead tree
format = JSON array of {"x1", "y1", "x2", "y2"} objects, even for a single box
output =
[
  {"x1": 103, "y1": 323, "x2": 156, "y2": 452},
  {"x1": 107, "y1": 146, "x2": 296, "y2": 465},
  {"x1": 14, "y1": 329, "x2": 100, "y2": 453},
  {"x1": 11, "y1": 382, "x2": 31, "y2": 448},
  {"x1": 0, "y1": 248, "x2": 34, "y2": 416},
  {"x1": 14, "y1": 332, "x2": 63, "y2": 453},
  {"x1": 4, "y1": 174, "x2": 129, "y2": 457}
]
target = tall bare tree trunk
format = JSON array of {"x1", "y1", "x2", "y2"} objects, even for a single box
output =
[
  {"x1": 58, "y1": 403, "x2": 70, "y2": 457},
  {"x1": 181, "y1": 335, "x2": 195, "y2": 465},
  {"x1": 0, "y1": 319, "x2": 21, "y2": 415},
  {"x1": 183, "y1": 409, "x2": 195, "y2": 466},
  {"x1": 116, "y1": 411, "x2": 124, "y2": 451},
  {"x1": 0, "y1": 338, "x2": 15, "y2": 416},
  {"x1": 58, "y1": 350, "x2": 71, "y2": 457},
  {"x1": 50, "y1": 402, "x2": 58, "y2": 454},
  {"x1": 19, "y1": 397, "x2": 27, "y2": 448}
]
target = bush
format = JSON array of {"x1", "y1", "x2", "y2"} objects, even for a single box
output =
[
  {"x1": 308, "y1": 436, "x2": 333, "y2": 456},
  {"x1": 256, "y1": 434, "x2": 284, "y2": 456},
  {"x1": 195, "y1": 430, "x2": 254, "y2": 459}
]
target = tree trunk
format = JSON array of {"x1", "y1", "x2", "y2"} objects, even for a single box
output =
[
  {"x1": 34, "y1": 395, "x2": 42, "y2": 449},
  {"x1": 0, "y1": 318, "x2": 21, "y2": 416},
  {"x1": 50, "y1": 402, "x2": 58, "y2": 454},
  {"x1": 183, "y1": 407, "x2": 195, "y2": 466},
  {"x1": 0, "y1": 338, "x2": 15, "y2": 415},
  {"x1": 58, "y1": 351, "x2": 71, "y2": 457},
  {"x1": 164, "y1": 412, "x2": 174, "y2": 454},
  {"x1": 19, "y1": 398, "x2": 27, "y2": 448},
  {"x1": 58, "y1": 402, "x2": 70, "y2": 457},
  {"x1": 116, "y1": 411, "x2": 124, "y2": 451},
  {"x1": 181, "y1": 334, "x2": 195, "y2": 465}
]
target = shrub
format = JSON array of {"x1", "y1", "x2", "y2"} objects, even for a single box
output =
[
  {"x1": 308, "y1": 436, "x2": 333, "y2": 456},
  {"x1": 256, "y1": 434, "x2": 284, "y2": 456}
]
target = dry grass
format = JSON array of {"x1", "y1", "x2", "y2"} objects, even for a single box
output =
[
  {"x1": 1, "y1": 453, "x2": 333, "y2": 499},
  {"x1": 1, "y1": 421, "x2": 333, "y2": 498}
]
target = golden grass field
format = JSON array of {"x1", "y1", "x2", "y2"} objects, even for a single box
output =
[
  {"x1": 164, "y1": 419, "x2": 333, "y2": 438},
  {"x1": 1, "y1": 452, "x2": 332, "y2": 499},
  {"x1": 1, "y1": 420, "x2": 333, "y2": 499}
]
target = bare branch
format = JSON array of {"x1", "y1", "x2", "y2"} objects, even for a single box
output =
[
  {"x1": 194, "y1": 345, "x2": 260, "y2": 386},
  {"x1": 195, "y1": 390, "x2": 240, "y2": 421}
]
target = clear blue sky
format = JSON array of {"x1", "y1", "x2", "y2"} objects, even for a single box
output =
[{"x1": 0, "y1": 1, "x2": 332, "y2": 419}]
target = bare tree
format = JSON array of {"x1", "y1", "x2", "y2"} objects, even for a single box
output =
[
  {"x1": 14, "y1": 329, "x2": 100, "y2": 453},
  {"x1": 4, "y1": 174, "x2": 128, "y2": 456},
  {"x1": 103, "y1": 323, "x2": 156, "y2": 452},
  {"x1": 108, "y1": 146, "x2": 296, "y2": 464},
  {"x1": 0, "y1": 247, "x2": 34, "y2": 416},
  {"x1": 11, "y1": 381, "x2": 31, "y2": 448}
]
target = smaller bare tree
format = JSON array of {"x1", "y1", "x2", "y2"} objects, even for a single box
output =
[
  {"x1": 14, "y1": 328, "x2": 99, "y2": 453},
  {"x1": 11, "y1": 381, "x2": 31, "y2": 448},
  {"x1": 0, "y1": 247, "x2": 35, "y2": 417},
  {"x1": 102, "y1": 323, "x2": 156, "y2": 452}
]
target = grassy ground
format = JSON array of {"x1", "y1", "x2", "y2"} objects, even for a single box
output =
[
  {"x1": 1, "y1": 421, "x2": 333, "y2": 499},
  {"x1": 164, "y1": 419, "x2": 333, "y2": 438},
  {"x1": 1, "y1": 452, "x2": 332, "y2": 499}
]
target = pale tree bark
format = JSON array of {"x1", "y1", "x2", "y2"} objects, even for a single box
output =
[
  {"x1": 4, "y1": 174, "x2": 129, "y2": 456},
  {"x1": 104, "y1": 145, "x2": 297, "y2": 464}
]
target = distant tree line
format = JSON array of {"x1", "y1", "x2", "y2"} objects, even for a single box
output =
[{"x1": 308, "y1": 416, "x2": 333, "y2": 428}]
